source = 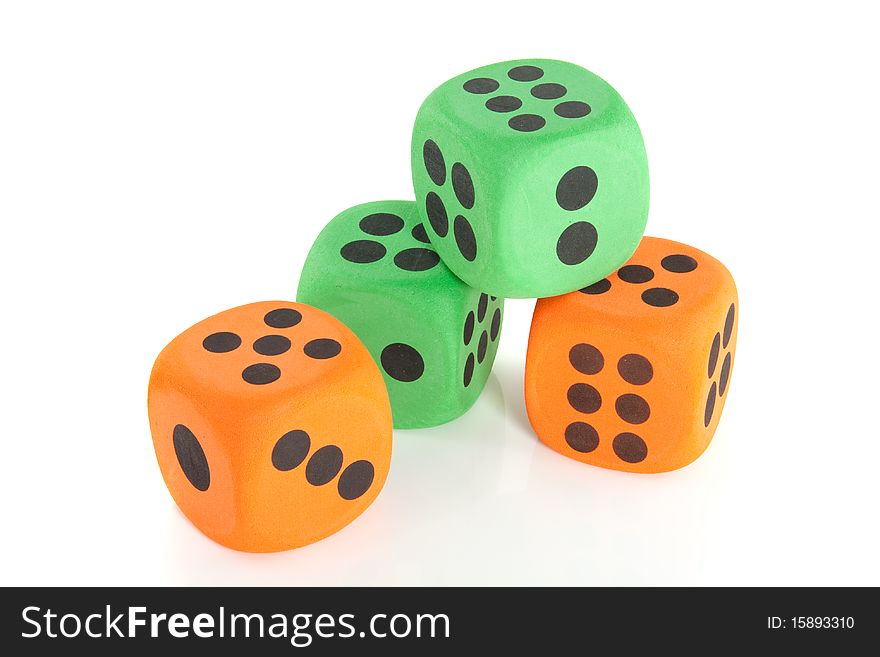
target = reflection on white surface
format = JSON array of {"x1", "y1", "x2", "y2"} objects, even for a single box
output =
[{"x1": 4, "y1": 296, "x2": 868, "y2": 587}]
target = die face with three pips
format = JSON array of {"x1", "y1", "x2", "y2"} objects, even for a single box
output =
[
  {"x1": 297, "y1": 200, "x2": 503, "y2": 429},
  {"x1": 412, "y1": 58, "x2": 650, "y2": 299},
  {"x1": 147, "y1": 301, "x2": 392, "y2": 552},
  {"x1": 525, "y1": 237, "x2": 737, "y2": 473}
]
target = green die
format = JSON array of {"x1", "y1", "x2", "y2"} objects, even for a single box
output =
[
  {"x1": 297, "y1": 200, "x2": 504, "y2": 429},
  {"x1": 411, "y1": 59, "x2": 649, "y2": 298}
]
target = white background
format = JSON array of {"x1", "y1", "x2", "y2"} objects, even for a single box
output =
[{"x1": 2, "y1": 1, "x2": 878, "y2": 586}]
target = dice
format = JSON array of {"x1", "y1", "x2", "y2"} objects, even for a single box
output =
[
  {"x1": 147, "y1": 301, "x2": 392, "y2": 552},
  {"x1": 297, "y1": 200, "x2": 504, "y2": 429},
  {"x1": 411, "y1": 58, "x2": 649, "y2": 299},
  {"x1": 525, "y1": 237, "x2": 737, "y2": 473}
]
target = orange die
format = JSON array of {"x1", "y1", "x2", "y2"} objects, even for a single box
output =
[
  {"x1": 525, "y1": 237, "x2": 737, "y2": 473},
  {"x1": 147, "y1": 301, "x2": 392, "y2": 552}
]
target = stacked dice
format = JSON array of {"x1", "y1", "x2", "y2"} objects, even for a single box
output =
[{"x1": 148, "y1": 59, "x2": 737, "y2": 552}]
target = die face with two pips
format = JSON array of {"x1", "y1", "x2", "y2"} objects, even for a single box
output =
[
  {"x1": 525, "y1": 237, "x2": 737, "y2": 473},
  {"x1": 147, "y1": 301, "x2": 392, "y2": 552},
  {"x1": 412, "y1": 59, "x2": 649, "y2": 299},
  {"x1": 297, "y1": 201, "x2": 504, "y2": 429}
]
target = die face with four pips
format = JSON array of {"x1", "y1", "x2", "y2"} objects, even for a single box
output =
[
  {"x1": 297, "y1": 201, "x2": 504, "y2": 429},
  {"x1": 525, "y1": 237, "x2": 737, "y2": 473},
  {"x1": 411, "y1": 59, "x2": 649, "y2": 299},
  {"x1": 147, "y1": 301, "x2": 392, "y2": 552}
]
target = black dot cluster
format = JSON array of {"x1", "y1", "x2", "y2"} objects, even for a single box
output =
[
  {"x1": 462, "y1": 64, "x2": 592, "y2": 133},
  {"x1": 704, "y1": 303, "x2": 735, "y2": 427},
  {"x1": 423, "y1": 141, "x2": 603, "y2": 270},
  {"x1": 376, "y1": 293, "x2": 502, "y2": 389},
  {"x1": 172, "y1": 424, "x2": 374, "y2": 500},
  {"x1": 564, "y1": 344, "x2": 654, "y2": 464},
  {"x1": 421, "y1": 140, "x2": 478, "y2": 263},
  {"x1": 578, "y1": 252, "x2": 700, "y2": 308},
  {"x1": 271, "y1": 429, "x2": 375, "y2": 500},
  {"x1": 462, "y1": 293, "x2": 503, "y2": 387},
  {"x1": 340, "y1": 212, "x2": 441, "y2": 272},
  {"x1": 201, "y1": 307, "x2": 342, "y2": 386},
  {"x1": 555, "y1": 166, "x2": 600, "y2": 266}
]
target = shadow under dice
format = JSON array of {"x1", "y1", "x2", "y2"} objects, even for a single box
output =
[
  {"x1": 525, "y1": 237, "x2": 738, "y2": 473},
  {"x1": 297, "y1": 200, "x2": 504, "y2": 429},
  {"x1": 412, "y1": 58, "x2": 649, "y2": 299},
  {"x1": 147, "y1": 301, "x2": 392, "y2": 552}
]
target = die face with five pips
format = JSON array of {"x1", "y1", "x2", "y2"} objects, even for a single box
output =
[
  {"x1": 147, "y1": 301, "x2": 392, "y2": 552},
  {"x1": 525, "y1": 237, "x2": 737, "y2": 473},
  {"x1": 297, "y1": 201, "x2": 503, "y2": 429},
  {"x1": 412, "y1": 59, "x2": 649, "y2": 299}
]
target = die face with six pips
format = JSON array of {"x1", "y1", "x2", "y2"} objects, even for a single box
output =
[
  {"x1": 412, "y1": 58, "x2": 650, "y2": 299},
  {"x1": 525, "y1": 237, "x2": 737, "y2": 473},
  {"x1": 147, "y1": 300, "x2": 392, "y2": 552},
  {"x1": 297, "y1": 201, "x2": 503, "y2": 429}
]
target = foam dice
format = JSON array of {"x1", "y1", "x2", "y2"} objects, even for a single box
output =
[
  {"x1": 297, "y1": 200, "x2": 504, "y2": 429},
  {"x1": 147, "y1": 301, "x2": 392, "y2": 552},
  {"x1": 411, "y1": 58, "x2": 649, "y2": 298},
  {"x1": 525, "y1": 237, "x2": 737, "y2": 473}
]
